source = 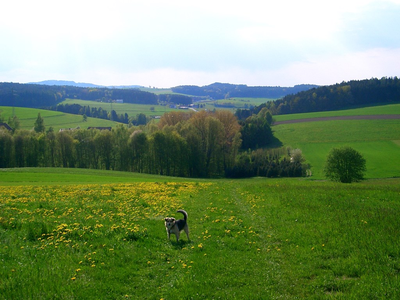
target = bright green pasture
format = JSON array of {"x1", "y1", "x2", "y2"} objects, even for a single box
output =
[
  {"x1": 0, "y1": 106, "x2": 120, "y2": 132},
  {"x1": 61, "y1": 99, "x2": 176, "y2": 117},
  {"x1": 0, "y1": 168, "x2": 196, "y2": 186},
  {"x1": 201, "y1": 97, "x2": 273, "y2": 112},
  {"x1": 139, "y1": 87, "x2": 174, "y2": 94},
  {"x1": 274, "y1": 103, "x2": 400, "y2": 122},
  {"x1": 217, "y1": 97, "x2": 274, "y2": 106},
  {"x1": 273, "y1": 119, "x2": 400, "y2": 179},
  {"x1": 1, "y1": 171, "x2": 400, "y2": 299}
]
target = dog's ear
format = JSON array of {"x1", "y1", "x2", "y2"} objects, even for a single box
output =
[{"x1": 164, "y1": 218, "x2": 168, "y2": 221}]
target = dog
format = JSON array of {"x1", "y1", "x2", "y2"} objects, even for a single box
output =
[{"x1": 164, "y1": 209, "x2": 190, "y2": 242}]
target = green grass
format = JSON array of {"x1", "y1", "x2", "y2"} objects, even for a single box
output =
[
  {"x1": 273, "y1": 117, "x2": 400, "y2": 179},
  {"x1": 0, "y1": 168, "x2": 198, "y2": 186},
  {"x1": 273, "y1": 103, "x2": 400, "y2": 122},
  {"x1": 60, "y1": 99, "x2": 177, "y2": 117},
  {"x1": 0, "y1": 106, "x2": 121, "y2": 132},
  {"x1": 1, "y1": 169, "x2": 400, "y2": 299},
  {"x1": 61, "y1": 97, "x2": 273, "y2": 116},
  {"x1": 200, "y1": 97, "x2": 273, "y2": 113},
  {"x1": 139, "y1": 87, "x2": 174, "y2": 95}
]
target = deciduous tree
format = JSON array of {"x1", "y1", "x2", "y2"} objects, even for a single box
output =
[{"x1": 324, "y1": 147, "x2": 366, "y2": 183}]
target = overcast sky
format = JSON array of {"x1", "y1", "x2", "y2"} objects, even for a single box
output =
[{"x1": 1, "y1": 0, "x2": 399, "y2": 88}]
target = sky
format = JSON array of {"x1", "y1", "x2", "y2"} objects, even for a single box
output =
[{"x1": 1, "y1": 0, "x2": 400, "y2": 88}]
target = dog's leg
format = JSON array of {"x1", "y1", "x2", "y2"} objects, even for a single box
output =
[
  {"x1": 175, "y1": 231, "x2": 180, "y2": 242},
  {"x1": 184, "y1": 225, "x2": 190, "y2": 240},
  {"x1": 167, "y1": 229, "x2": 171, "y2": 240}
]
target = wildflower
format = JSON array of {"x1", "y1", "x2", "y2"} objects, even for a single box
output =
[{"x1": 71, "y1": 277, "x2": 76, "y2": 281}]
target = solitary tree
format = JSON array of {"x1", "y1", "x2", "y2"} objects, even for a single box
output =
[
  {"x1": 324, "y1": 146, "x2": 366, "y2": 183},
  {"x1": 34, "y1": 113, "x2": 45, "y2": 133}
]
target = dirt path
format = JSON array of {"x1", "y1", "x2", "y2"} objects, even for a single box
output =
[{"x1": 273, "y1": 114, "x2": 400, "y2": 125}]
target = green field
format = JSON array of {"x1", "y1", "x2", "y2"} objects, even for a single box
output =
[
  {"x1": 139, "y1": 87, "x2": 174, "y2": 95},
  {"x1": 201, "y1": 97, "x2": 274, "y2": 113},
  {"x1": 0, "y1": 106, "x2": 120, "y2": 132},
  {"x1": 273, "y1": 115, "x2": 400, "y2": 179},
  {"x1": 1, "y1": 168, "x2": 400, "y2": 299},
  {"x1": 273, "y1": 103, "x2": 400, "y2": 122},
  {"x1": 61, "y1": 97, "x2": 273, "y2": 115},
  {"x1": 60, "y1": 99, "x2": 177, "y2": 117}
]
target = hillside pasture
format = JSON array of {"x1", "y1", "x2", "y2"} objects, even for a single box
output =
[
  {"x1": 273, "y1": 103, "x2": 400, "y2": 122},
  {"x1": 200, "y1": 97, "x2": 273, "y2": 112},
  {"x1": 273, "y1": 117, "x2": 400, "y2": 179},
  {"x1": 0, "y1": 169, "x2": 400, "y2": 299},
  {"x1": 0, "y1": 106, "x2": 120, "y2": 132},
  {"x1": 60, "y1": 99, "x2": 177, "y2": 117}
]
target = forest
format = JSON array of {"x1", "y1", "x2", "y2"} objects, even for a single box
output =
[
  {"x1": 253, "y1": 77, "x2": 400, "y2": 115},
  {"x1": 171, "y1": 82, "x2": 318, "y2": 99},
  {"x1": 0, "y1": 110, "x2": 308, "y2": 178},
  {"x1": 0, "y1": 82, "x2": 158, "y2": 108}
]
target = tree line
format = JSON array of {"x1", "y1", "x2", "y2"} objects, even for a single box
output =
[
  {"x1": 52, "y1": 103, "x2": 148, "y2": 125},
  {"x1": 0, "y1": 82, "x2": 158, "y2": 109},
  {"x1": 253, "y1": 77, "x2": 400, "y2": 116},
  {"x1": 0, "y1": 110, "x2": 308, "y2": 178},
  {"x1": 171, "y1": 82, "x2": 318, "y2": 99}
]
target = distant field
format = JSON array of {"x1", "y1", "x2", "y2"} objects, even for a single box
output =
[
  {"x1": 139, "y1": 87, "x2": 174, "y2": 94},
  {"x1": 199, "y1": 97, "x2": 273, "y2": 112},
  {"x1": 62, "y1": 97, "x2": 272, "y2": 115},
  {"x1": 0, "y1": 106, "x2": 120, "y2": 131},
  {"x1": 273, "y1": 117, "x2": 400, "y2": 179},
  {"x1": 273, "y1": 103, "x2": 400, "y2": 122},
  {"x1": 61, "y1": 99, "x2": 177, "y2": 117}
]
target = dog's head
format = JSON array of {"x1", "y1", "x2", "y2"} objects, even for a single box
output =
[{"x1": 164, "y1": 217, "x2": 176, "y2": 229}]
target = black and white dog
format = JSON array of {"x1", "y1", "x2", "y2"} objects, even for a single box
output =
[{"x1": 164, "y1": 210, "x2": 190, "y2": 242}]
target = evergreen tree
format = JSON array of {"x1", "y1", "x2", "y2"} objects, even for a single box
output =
[{"x1": 34, "y1": 113, "x2": 45, "y2": 133}]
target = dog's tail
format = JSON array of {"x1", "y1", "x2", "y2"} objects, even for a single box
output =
[{"x1": 177, "y1": 209, "x2": 188, "y2": 221}]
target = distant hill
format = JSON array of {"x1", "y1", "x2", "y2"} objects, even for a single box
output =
[
  {"x1": 250, "y1": 77, "x2": 400, "y2": 115},
  {"x1": 0, "y1": 82, "x2": 157, "y2": 108},
  {"x1": 29, "y1": 80, "x2": 143, "y2": 89},
  {"x1": 171, "y1": 82, "x2": 319, "y2": 99}
]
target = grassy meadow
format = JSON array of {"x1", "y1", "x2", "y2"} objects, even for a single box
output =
[
  {"x1": 1, "y1": 168, "x2": 400, "y2": 299},
  {"x1": 0, "y1": 106, "x2": 119, "y2": 132},
  {"x1": 61, "y1": 97, "x2": 272, "y2": 115},
  {"x1": 60, "y1": 99, "x2": 178, "y2": 118},
  {"x1": 202, "y1": 97, "x2": 274, "y2": 112},
  {"x1": 273, "y1": 103, "x2": 400, "y2": 122},
  {"x1": 272, "y1": 104, "x2": 400, "y2": 179}
]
